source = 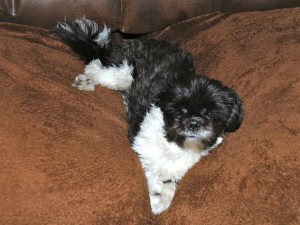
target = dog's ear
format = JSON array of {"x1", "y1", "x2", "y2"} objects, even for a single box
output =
[
  {"x1": 225, "y1": 97, "x2": 244, "y2": 132},
  {"x1": 156, "y1": 91, "x2": 172, "y2": 111},
  {"x1": 155, "y1": 81, "x2": 176, "y2": 110}
]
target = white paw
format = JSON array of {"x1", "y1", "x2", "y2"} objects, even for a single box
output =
[
  {"x1": 150, "y1": 182, "x2": 177, "y2": 214},
  {"x1": 161, "y1": 182, "x2": 177, "y2": 203},
  {"x1": 150, "y1": 193, "x2": 164, "y2": 214},
  {"x1": 72, "y1": 74, "x2": 95, "y2": 91}
]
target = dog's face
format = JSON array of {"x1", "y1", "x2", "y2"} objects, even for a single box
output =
[{"x1": 157, "y1": 76, "x2": 243, "y2": 150}]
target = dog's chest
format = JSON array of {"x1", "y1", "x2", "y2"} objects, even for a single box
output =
[{"x1": 132, "y1": 106, "x2": 208, "y2": 181}]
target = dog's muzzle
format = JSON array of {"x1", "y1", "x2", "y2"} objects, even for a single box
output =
[
  {"x1": 186, "y1": 117, "x2": 204, "y2": 135},
  {"x1": 183, "y1": 117, "x2": 213, "y2": 139}
]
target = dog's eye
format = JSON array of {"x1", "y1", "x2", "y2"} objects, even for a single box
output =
[
  {"x1": 205, "y1": 111, "x2": 213, "y2": 119},
  {"x1": 181, "y1": 108, "x2": 188, "y2": 114}
]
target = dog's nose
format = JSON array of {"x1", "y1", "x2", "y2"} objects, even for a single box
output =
[{"x1": 188, "y1": 120, "x2": 200, "y2": 131}]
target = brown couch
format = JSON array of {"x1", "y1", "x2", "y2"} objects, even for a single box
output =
[{"x1": 0, "y1": 1, "x2": 299, "y2": 224}]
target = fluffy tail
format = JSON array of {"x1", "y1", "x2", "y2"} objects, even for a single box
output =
[{"x1": 52, "y1": 18, "x2": 111, "y2": 63}]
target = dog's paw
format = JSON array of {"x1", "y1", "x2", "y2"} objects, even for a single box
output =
[
  {"x1": 161, "y1": 182, "x2": 176, "y2": 201},
  {"x1": 150, "y1": 193, "x2": 165, "y2": 215},
  {"x1": 72, "y1": 74, "x2": 95, "y2": 91},
  {"x1": 150, "y1": 182, "x2": 177, "y2": 214}
]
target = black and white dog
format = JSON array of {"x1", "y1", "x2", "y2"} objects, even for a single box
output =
[{"x1": 53, "y1": 19, "x2": 243, "y2": 214}]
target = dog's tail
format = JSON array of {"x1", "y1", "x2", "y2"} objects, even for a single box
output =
[{"x1": 52, "y1": 18, "x2": 111, "y2": 63}]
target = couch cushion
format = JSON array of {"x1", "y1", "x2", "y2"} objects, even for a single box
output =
[
  {"x1": 156, "y1": 8, "x2": 300, "y2": 224},
  {"x1": 0, "y1": 23, "x2": 152, "y2": 224}
]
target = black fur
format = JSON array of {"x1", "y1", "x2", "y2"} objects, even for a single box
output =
[
  {"x1": 51, "y1": 19, "x2": 112, "y2": 64},
  {"x1": 52, "y1": 19, "x2": 244, "y2": 147}
]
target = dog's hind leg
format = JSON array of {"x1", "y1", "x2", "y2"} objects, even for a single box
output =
[{"x1": 73, "y1": 59, "x2": 134, "y2": 91}]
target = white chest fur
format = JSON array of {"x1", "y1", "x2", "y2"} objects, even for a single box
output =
[{"x1": 132, "y1": 106, "x2": 223, "y2": 214}]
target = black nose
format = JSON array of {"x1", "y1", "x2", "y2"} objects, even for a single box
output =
[{"x1": 188, "y1": 120, "x2": 200, "y2": 131}]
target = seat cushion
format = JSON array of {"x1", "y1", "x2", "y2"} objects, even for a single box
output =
[
  {"x1": 156, "y1": 8, "x2": 300, "y2": 225},
  {"x1": 0, "y1": 23, "x2": 151, "y2": 224}
]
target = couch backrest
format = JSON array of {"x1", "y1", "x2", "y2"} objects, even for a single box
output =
[
  {"x1": 119, "y1": 0, "x2": 300, "y2": 33},
  {"x1": 0, "y1": 0, "x2": 299, "y2": 33}
]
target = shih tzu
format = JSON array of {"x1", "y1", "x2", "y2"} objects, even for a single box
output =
[{"x1": 52, "y1": 19, "x2": 243, "y2": 214}]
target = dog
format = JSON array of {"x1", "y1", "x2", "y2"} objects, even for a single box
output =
[{"x1": 52, "y1": 18, "x2": 244, "y2": 214}]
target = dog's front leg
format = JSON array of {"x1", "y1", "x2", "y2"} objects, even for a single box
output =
[{"x1": 148, "y1": 174, "x2": 177, "y2": 214}]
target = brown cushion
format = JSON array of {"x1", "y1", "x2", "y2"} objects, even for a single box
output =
[
  {"x1": 1, "y1": 6, "x2": 299, "y2": 225},
  {"x1": 156, "y1": 8, "x2": 300, "y2": 224},
  {"x1": 0, "y1": 23, "x2": 151, "y2": 224}
]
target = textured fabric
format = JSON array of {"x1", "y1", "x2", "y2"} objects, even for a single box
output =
[
  {"x1": 0, "y1": 7, "x2": 300, "y2": 225},
  {"x1": 156, "y1": 8, "x2": 300, "y2": 225},
  {"x1": 0, "y1": 23, "x2": 152, "y2": 225}
]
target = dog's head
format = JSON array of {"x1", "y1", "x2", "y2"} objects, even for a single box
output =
[{"x1": 157, "y1": 76, "x2": 244, "y2": 150}]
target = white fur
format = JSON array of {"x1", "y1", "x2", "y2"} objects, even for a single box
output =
[
  {"x1": 93, "y1": 24, "x2": 111, "y2": 46},
  {"x1": 57, "y1": 21, "x2": 73, "y2": 33},
  {"x1": 72, "y1": 59, "x2": 134, "y2": 91},
  {"x1": 132, "y1": 106, "x2": 223, "y2": 214},
  {"x1": 75, "y1": 19, "x2": 111, "y2": 46}
]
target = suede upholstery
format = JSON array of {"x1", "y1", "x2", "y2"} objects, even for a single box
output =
[
  {"x1": 0, "y1": 4, "x2": 299, "y2": 225},
  {"x1": 156, "y1": 8, "x2": 300, "y2": 224},
  {"x1": 0, "y1": 23, "x2": 150, "y2": 224}
]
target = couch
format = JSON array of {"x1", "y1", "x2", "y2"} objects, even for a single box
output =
[{"x1": 0, "y1": 0, "x2": 299, "y2": 224}]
